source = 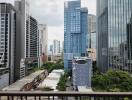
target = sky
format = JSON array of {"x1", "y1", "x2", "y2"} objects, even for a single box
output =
[{"x1": 0, "y1": 0, "x2": 96, "y2": 46}]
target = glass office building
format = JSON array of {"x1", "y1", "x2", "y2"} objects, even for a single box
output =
[
  {"x1": 97, "y1": 0, "x2": 132, "y2": 72},
  {"x1": 64, "y1": 0, "x2": 88, "y2": 70}
]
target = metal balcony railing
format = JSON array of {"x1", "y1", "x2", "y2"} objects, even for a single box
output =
[{"x1": 0, "y1": 91, "x2": 132, "y2": 100}]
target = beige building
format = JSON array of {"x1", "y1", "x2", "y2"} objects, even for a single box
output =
[
  {"x1": 38, "y1": 24, "x2": 48, "y2": 66},
  {"x1": 87, "y1": 48, "x2": 96, "y2": 61},
  {"x1": 88, "y1": 14, "x2": 96, "y2": 61}
]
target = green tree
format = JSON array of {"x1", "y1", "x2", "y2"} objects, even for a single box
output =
[
  {"x1": 56, "y1": 71, "x2": 70, "y2": 91},
  {"x1": 92, "y1": 70, "x2": 132, "y2": 92}
]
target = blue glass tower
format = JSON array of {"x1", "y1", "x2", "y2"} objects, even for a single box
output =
[{"x1": 64, "y1": 0, "x2": 88, "y2": 70}]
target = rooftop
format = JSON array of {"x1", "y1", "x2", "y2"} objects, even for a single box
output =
[
  {"x1": 38, "y1": 69, "x2": 64, "y2": 91},
  {"x1": 73, "y1": 57, "x2": 92, "y2": 64},
  {"x1": 78, "y1": 86, "x2": 93, "y2": 92},
  {"x1": 2, "y1": 70, "x2": 44, "y2": 91}
]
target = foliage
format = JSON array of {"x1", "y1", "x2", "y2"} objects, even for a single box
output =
[
  {"x1": 28, "y1": 66, "x2": 40, "y2": 75},
  {"x1": 56, "y1": 71, "x2": 70, "y2": 91},
  {"x1": 41, "y1": 59, "x2": 64, "y2": 73},
  {"x1": 92, "y1": 70, "x2": 132, "y2": 92},
  {"x1": 92, "y1": 61, "x2": 101, "y2": 75},
  {"x1": 42, "y1": 87, "x2": 54, "y2": 91},
  {"x1": 28, "y1": 59, "x2": 64, "y2": 74}
]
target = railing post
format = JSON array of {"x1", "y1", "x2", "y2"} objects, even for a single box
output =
[
  {"x1": 39, "y1": 96, "x2": 41, "y2": 100},
  {"x1": 79, "y1": 96, "x2": 82, "y2": 100},
  {"x1": 11, "y1": 96, "x2": 14, "y2": 100},
  {"x1": 48, "y1": 96, "x2": 50, "y2": 100},
  {"x1": 20, "y1": 96, "x2": 23, "y2": 100},
  {"x1": 34, "y1": 96, "x2": 37, "y2": 100},
  {"x1": 25, "y1": 96, "x2": 27, "y2": 100},
  {"x1": 53, "y1": 96, "x2": 54, "y2": 100},
  {"x1": 91, "y1": 96, "x2": 94, "y2": 100},
  {"x1": 7, "y1": 96, "x2": 9, "y2": 100}
]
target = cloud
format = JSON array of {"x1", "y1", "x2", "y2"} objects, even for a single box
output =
[
  {"x1": 30, "y1": 0, "x2": 96, "y2": 47},
  {"x1": 48, "y1": 26, "x2": 64, "y2": 45},
  {"x1": 0, "y1": 0, "x2": 96, "y2": 47},
  {"x1": 81, "y1": 0, "x2": 96, "y2": 15},
  {"x1": 0, "y1": 0, "x2": 14, "y2": 4},
  {"x1": 30, "y1": 0, "x2": 64, "y2": 27},
  {"x1": 30, "y1": 0, "x2": 65, "y2": 46},
  {"x1": 87, "y1": 0, "x2": 96, "y2": 15}
]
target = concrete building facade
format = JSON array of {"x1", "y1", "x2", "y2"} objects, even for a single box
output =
[
  {"x1": 0, "y1": 68, "x2": 9, "y2": 90},
  {"x1": 38, "y1": 24, "x2": 48, "y2": 66},
  {"x1": 15, "y1": 0, "x2": 39, "y2": 79},
  {"x1": 72, "y1": 57, "x2": 92, "y2": 90},
  {"x1": 15, "y1": 0, "x2": 30, "y2": 80},
  {"x1": 0, "y1": 3, "x2": 16, "y2": 87}
]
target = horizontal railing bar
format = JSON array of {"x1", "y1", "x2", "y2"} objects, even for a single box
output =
[{"x1": 0, "y1": 91, "x2": 132, "y2": 97}]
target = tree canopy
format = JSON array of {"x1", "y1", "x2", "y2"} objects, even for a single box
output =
[
  {"x1": 41, "y1": 59, "x2": 64, "y2": 73},
  {"x1": 92, "y1": 70, "x2": 132, "y2": 92},
  {"x1": 56, "y1": 71, "x2": 70, "y2": 91}
]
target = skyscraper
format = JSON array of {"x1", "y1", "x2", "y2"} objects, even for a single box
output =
[
  {"x1": 15, "y1": 0, "x2": 39, "y2": 79},
  {"x1": 15, "y1": 0, "x2": 30, "y2": 80},
  {"x1": 0, "y1": 3, "x2": 16, "y2": 88},
  {"x1": 53, "y1": 40, "x2": 60, "y2": 55},
  {"x1": 64, "y1": 0, "x2": 88, "y2": 70},
  {"x1": 87, "y1": 14, "x2": 96, "y2": 61},
  {"x1": 38, "y1": 24, "x2": 48, "y2": 66},
  {"x1": 29, "y1": 16, "x2": 38, "y2": 58},
  {"x1": 97, "y1": 0, "x2": 132, "y2": 72},
  {"x1": 88, "y1": 14, "x2": 96, "y2": 49},
  {"x1": 49, "y1": 45, "x2": 53, "y2": 53}
]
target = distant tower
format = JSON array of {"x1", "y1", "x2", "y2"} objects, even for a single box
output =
[
  {"x1": 38, "y1": 24, "x2": 48, "y2": 66},
  {"x1": 88, "y1": 14, "x2": 96, "y2": 48},
  {"x1": 87, "y1": 14, "x2": 96, "y2": 61},
  {"x1": 53, "y1": 40, "x2": 60, "y2": 55}
]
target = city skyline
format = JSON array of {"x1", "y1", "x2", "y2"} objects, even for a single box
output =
[
  {"x1": 1, "y1": 0, "x2": 132, "y2": 95},
  {"x1": 0, "y1": 0, "x2": 96, "y2": 45}
]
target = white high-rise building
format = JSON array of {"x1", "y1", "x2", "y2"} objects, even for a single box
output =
[
  {"x1": 53, "y1": 40, "x2": 60, "y2": 55},
  {"x1": 38, "y1": 24, "x2": 48, "y2": 66}
]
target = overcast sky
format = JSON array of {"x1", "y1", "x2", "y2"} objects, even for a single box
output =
[{"x1": 0, "y1": 0, "x2": 96, "y2": 46}]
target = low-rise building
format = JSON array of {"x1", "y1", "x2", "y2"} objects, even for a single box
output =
[
  {"x1": 77, "y1": 86, "x2": 92, "y2": 92},
  {"x1": 38, "y1": 69, "x2": 64, "y2": 91},
  {"x1": 0, "y1": 68, "x2": 9, "y2": 90},
  {"x1": 87, "y1": 48, "x2": 96, "y2": 61},
  {"x1": 51, "y1": 53, "x2": 63, "y2": 61},
  {"x1": 72, "y1": 57, "x2": 92, "y2": 90},
  {"x1": 2, "y1": 70, "x2": 47, "y2": 91}
]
